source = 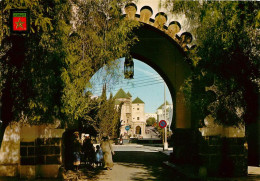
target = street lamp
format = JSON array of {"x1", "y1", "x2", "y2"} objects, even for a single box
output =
[
  {"x1": 124, "y1": 55, "x2": 134, "y2": 79},
  {"x1": 164, "y1": 83, "x2": 168, "y2": 150}
]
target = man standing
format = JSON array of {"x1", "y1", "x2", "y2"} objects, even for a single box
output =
[{"x1": 82, "y1": 134, "x2": 95, "y2": 166}]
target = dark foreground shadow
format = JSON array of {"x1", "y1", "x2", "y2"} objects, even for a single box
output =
[{"x1": 113, "y1": 151, "x2": 196, "y2": 181}]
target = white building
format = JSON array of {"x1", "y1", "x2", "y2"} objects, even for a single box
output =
[
  {"x1": 131, "y1": 97, "x2": 146, "y2": 137},
  {"x1": 114, "y1": 89, "x2": 146, "y2": 138},
  {"x1": 156, "y1": 101, "x2": 173, "y2": 129},
  {"x1": 145, "y1": 113, "x2": 157, "y2": 121}
]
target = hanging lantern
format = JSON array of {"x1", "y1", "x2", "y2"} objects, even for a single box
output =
[{"x1": 124, "y1": 55, "x2": 134, "y2": 79}]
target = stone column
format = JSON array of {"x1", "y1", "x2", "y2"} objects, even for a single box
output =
[
  {"x1": 175, "y1": 90, "x2": 191, "y2": 129},
  {"x1": 170, "y1": 90, "x2": 198, "y2": 164},
  {"x1": 0, "y1": 122, "x2": 20, "y2": 177}
]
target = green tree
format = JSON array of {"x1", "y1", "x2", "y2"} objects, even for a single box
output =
[
  {"x1": 163, "y1": 1, "x2": 260, "y2": 127},
  {"x1": 60, "y1": 0, "x2": 139, "y2": 124},
  {"x1": 146, "y1": 117, "x2": 156, "y2": 126},
  {"x1": 0, "y1": 0, "x2": 138, "y2": 147},
  {"x1": 82, "y1": 85, "x2": 122, "y2": 139},
  {"x1": 0, "y1": 0, "x2": 72, "y2": 148}
]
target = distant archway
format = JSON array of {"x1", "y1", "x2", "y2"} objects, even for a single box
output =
[{"x1": 135, "y1": 126, "x2": 141, "y2": 135}]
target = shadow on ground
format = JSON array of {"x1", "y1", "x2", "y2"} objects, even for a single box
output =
[{"x1": 113, "y1": 151, "x2": 194, "y2": 181}]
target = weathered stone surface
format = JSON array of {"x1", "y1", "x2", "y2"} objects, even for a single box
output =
[
  {"x1": 0, "y1": 122, "x2": 20, "y2": 165},
  {"x1": 37, "y1": 165, "x2": 61, "y2": 178},
  {"x1": 0, "y1": 165, "x2": 18, "y2": 177},
  {"x1": 20, "y1": 165, "x2": 36, "y2": 179}
]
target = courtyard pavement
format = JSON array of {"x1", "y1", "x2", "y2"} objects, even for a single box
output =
[{"x1": 0, "y1": 144, "x2": 259, "y2": 180}]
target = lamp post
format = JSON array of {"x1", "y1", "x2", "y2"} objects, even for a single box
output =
[
  {"x1": 164, "y1": 83, "x2": 168, "y2": 150},
  {"x1": 124, "y1": 55, "x2": 134, "y2": 79}
]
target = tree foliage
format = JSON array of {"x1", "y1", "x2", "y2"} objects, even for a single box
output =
[
  {"x1": 80, "y1": 85, "x2": 122, "y2": 139},
  {"x1": 0, "y1": 0, "x2": 72, "y2": 125},
  {"x1": 164, "y1": 1, "x2": 260, "y2": 126},
  {"x1": 0, "y1": 0, "x2": 138, "y2": 127},
  {"x1": 60, "y1": 0, "x2": 139, "y2": 124},
  {"x1": 146, "y1": 117, "x2": 156, "y2": 126}
]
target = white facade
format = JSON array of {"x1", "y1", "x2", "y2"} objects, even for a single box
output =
[
  {"x1": 156, "y1": 102, "x2": 173, "y2": 129},
  {"x1": 115, "y1": 89, "x2": 151, "y2": 138},
  {"x1": 145, "y1": 113, "x2": 157, "y2": 121},
  {"x1": 118, "y1": 97, "x2": 132, "y2": 127},
  {"x1": 132, "y1": 102, "x2": 146, "y2": 137}
]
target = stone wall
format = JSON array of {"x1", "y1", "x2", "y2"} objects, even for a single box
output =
[
  {"x1": 19, "y1": 125, "x2": 64, "y2": 179},
  {"x1": 0, "y1": 122, "x2": 20, "y2": 177},
  {"x1": 170, "y1": 118, "x2": 248, "y2": 177},
  {"x1": 20, "y1": 138, "x2": 63, "y2": 179},
  {"x1": 199, "y1": 136, "x2": 247, "y2": 177},
  {"x1": 20, "y1": 138, "x2": 62, "y2": 165},
  {"x1": 198, "y1": 117, "x2": 247, "y2": 177},
  {"x1": 0, "y1": 123, "x2": 64, "y2": 179}
]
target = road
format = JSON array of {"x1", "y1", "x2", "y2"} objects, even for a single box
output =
[{"x1": 63, "y1": 144, "x2": 189, "y2": 181}]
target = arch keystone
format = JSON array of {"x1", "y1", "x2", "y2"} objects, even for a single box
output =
[{"x1": 140, "y1": 6, "x2": 153, "y2": 24}]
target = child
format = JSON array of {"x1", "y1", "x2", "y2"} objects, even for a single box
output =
[{"x1": 95, "y1": 145, "x2": 103, "y2": 167}]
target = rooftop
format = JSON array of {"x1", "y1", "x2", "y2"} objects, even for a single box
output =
[
  {"x1": 132, "y1": 97, "x2": 145, "y2": 104},
  {"x1": 114, "y1": 88, "x2": 130, "y2": 99},
  {"x1": 157, "y1": 101, "x2": 171, "y2": 109},
  {"x1": 127, "y1": 91, "x2": 132, "y2": 97}
]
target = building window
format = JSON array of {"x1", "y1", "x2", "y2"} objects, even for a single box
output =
[
  {"x1": 137, "y1": 108, "x2": 139, "y2": 110},
  {"x1": 137, "y1": 117, "x2": 139, "y2": 120}
]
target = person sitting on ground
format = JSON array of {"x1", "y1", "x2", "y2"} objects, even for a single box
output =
[{"x1": 95, "y1": 145, "x2": 103, "y2": 167}]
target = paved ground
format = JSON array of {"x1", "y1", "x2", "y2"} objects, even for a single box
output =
[
  {"x1": 63, "y1": 144, "x2": 186, "y2": 181},
  {"x1": 144, "y1": 126, "x2": 160, "y2": 139},
  {"x1": 1, "y1": 144, "x2": 260, "y2": 180}
]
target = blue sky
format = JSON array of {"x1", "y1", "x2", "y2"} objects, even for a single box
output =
[{"x1": 87, "y1": 58, "x2": 173, "y2": 113}]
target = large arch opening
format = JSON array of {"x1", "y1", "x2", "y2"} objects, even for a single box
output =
[
  {"x1": 88, "y1": 57, "x2": 174, "y2": 139},
  {"x1": 130, "y1": 24, "x2": 192, "y2": 130}
]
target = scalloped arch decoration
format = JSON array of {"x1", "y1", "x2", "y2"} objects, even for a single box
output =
[{"x1": 124, "y1": 3, "x2": 194, "y2": 51}]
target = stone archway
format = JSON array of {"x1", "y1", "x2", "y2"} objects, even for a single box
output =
[
  {"x1": 124, "y1": 3, "x2": 194, "y2": 130},
  {"x1": 123, "y1": 3, "x2": 248, "y2": 177},
  {"x1": 123, "y1": 3, "x2": 197, "y2": 167}
]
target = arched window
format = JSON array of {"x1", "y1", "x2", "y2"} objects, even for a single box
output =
[{"x1": 136, "y1": 126, "x2": 141, "y2": 134}]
